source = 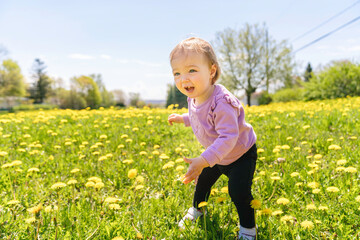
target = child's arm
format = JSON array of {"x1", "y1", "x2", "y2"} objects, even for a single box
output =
[{"x1": 168, "y1": 113, "x2": 184, "y2": 125}]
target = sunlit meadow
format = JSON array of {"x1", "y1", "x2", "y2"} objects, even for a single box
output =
[{"x1": 1, "y1": 97, "x2": 359, "y2": 239}]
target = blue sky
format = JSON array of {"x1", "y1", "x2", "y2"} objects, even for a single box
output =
[{"x1": 1, "y1": 0, "x2": 359, "y2": 100}]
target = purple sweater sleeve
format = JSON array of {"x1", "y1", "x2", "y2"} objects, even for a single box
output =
[
  {"x1": 201, "y1": 100, "x2": 239, "y2": 167},
  {"x1": 182, "y1": 113, "x2": 190, "y2": 127}
]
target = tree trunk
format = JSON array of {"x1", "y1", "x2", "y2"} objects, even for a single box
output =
[{"x1": 247, "y1": 93, "x2": 251, "y2": 106}]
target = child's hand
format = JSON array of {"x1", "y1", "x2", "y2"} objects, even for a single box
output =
[
  {"x1": 183, "y1": 156, "x2": 209, "y2": 185},
  {"x1": 168, "y1": 113, "x2": 184, "y2": 125}
]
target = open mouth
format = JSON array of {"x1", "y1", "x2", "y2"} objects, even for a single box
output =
[{"x1": 184, "y1": 86, "x2": 194, "y2": 93}]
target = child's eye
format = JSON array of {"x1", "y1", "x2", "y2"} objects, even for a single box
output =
[
  {"x1": 189, "y1": 69, "x2": 197, "y2": 73},
  {"x1": 173, "y1": 72, "x2": 180, "y2": 76}
]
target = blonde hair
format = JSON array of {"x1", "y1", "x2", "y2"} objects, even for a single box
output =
[{"x1": 170, "y1": 37, "x2": 221, "y2": 84}]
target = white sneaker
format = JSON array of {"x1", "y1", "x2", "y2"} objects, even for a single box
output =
[
  {"x1": 238, "y1": 233, "x2": 256, "y2": 240},
  {"x1": 178, "y1": 207, "x2": 203, "y2": 229},
  {"x1": 238, "y1": 226, "x2": 256, "y2": 240}
]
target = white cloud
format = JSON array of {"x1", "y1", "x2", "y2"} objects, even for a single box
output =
[
  {"x1": 68, "y1": 54, "x2": 95, "y2": 60},
  {"x1": 100, "y1": 54, "x2": 111, "y2": 60},
  {"x1": 116, "y1": 58, "x2": 165, "y2": 67},
  {"x1": 145, "y1": 73, "x2": 172, "y2": 78}
]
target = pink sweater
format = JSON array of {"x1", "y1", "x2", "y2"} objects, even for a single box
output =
[{"x1": 182, "y1": 84, "x2": 256, "y2": 167}]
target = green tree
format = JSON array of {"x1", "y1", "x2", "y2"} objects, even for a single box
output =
[
  {"x1": 166, "y1": 84, "x2": 187, "y2": 108},
  {"x1": 111, "y1": 89, "x2": 126, "y2": 107},
  {"x1": 304, "y1": 62, "x2": 313, "y2": 82},
  {"x1": 0, "y1": 59, "x2": 26, "y2": 97},
  {"x1": 215, "y1": 23, "x2": 294, "y2": 105},
  {"x1": 304, "y1": 60, "x2": 360, "y2": 100},
  {"x1": 71, "y1": 75, "x2": 102, "y2": 108},
  {"x1": 129, "y1": 92, "x2": 145, "y2": 108},
  {"x1": 90, "y1": 73, "x2": 115, "y2": 107},
  {"x1": 29, "y1": 59, "x2": 52, "y2": 103}
]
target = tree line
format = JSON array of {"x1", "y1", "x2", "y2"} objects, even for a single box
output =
[
  {"x1": 166, "y1": 23, "x2": 360, "y2": 108},
  {"x1": 0, "y1": 54, "x2": 147, "y2": 110}
]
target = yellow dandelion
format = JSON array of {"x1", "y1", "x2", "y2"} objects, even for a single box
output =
[
  {"x1": 175, "y1": 147, "x2": 182, "y2": 153},
  {"x1": 88, "y1": 177, "x2": 102, "y2": 183},
  {"x1": 28, "y1": 167, "x2": 40, "y2": 173},
  {"x1": 250, "y1": 199, "x2": 261, "y2": 209},
  {"x1": 135, "y1": 185, "x2": 144, "y2": 190},
  {"x1": 198, "y1": 201, "x2": 208, "y2": 208},
  {"x1": 136, "y1": 176, "x2": 145, "y2": 183},
  {"x1": 51, "y1": 182, "x2": 66, "y2": 190},
  {"x1": 136, "y1": 232, "x2": 143, "y2": 239},
  {"x1": 306, "y1": 204, "x2": 316, "y2": 210},
  {"x1": 123, "y1": 159, "x2": 134, "y2": 164},
  {"x1": 326, "y1": 186, "x2": 340, "y2": 193},
  {"x1": 312, "y1": 189, "x2": 321, "y2": 194},
  {"x1": 270, "y1": 176, "x2": 281, "y2": 180},
  {"x1": 280, "y1": 215, "x2": 294, "y2": 223},
  {"x1": 176, "y1": 166, "x2": 185, "y2": 171},
  {"x1": 307, "y1": 182, "x2": 319, "y2": 189},
  {"x1": 27, "y1": 203, "x2": 43, "y2": 214},
  {"x1": 94, "y1": 182, "x2": 105, "y2": 189},
  {"x1": 25, "y1": 217, "x2": 36, "y2": 224},
  {"x1": 301, "y1": 220, "x2": 314, "y2": 230},
  {"x1": 104, "y1": 197, "x2": 119, "y2": 203},
  {"x1": 336, "y1": 159, "x2": 347, "y2": 165},
  {"x1": 11, "y1": 160, "x2": 22, "y2": 166},
  {"x1": 281, "y1": 145, "x2": 290, "y2": 150},
  {"x1": 7, "y1": 200, "x2": 20, "y2": 205},
  {"x1": 117, "y1": 144, "x2": 125, "y2": 149},
  {"x1": 128, "y1": 169, "x2": 138, "y2": 179},
  {"x1": 257, "y1": 148, "x2": 264, "y2": 153},
  {"x1": 109, "y1": 204, "x2": 121, "y2": 210},
  {"x1": 313, "y1": 154, "x2": 322, "y2": 160},
  {"x1": 112, "y1": 237, "x2": 124, "y2": 240},
  {"x1": 2, "y1": 163, "x2": 13, "y2": 169},
  {"x1": 153, "y1": 145, "x2": 160, "y2": 149},
  {"x1": 139, "y1": 151, "x2": 147, "y2": 156},
  {"x1": 294, "y1": 147, "x2": 301, "y2": 151},
  {"x1": 328, "y1": 144, "x2": 341, "y2": 150},
  {"x1": 159, "y1": 154, "x2": 170, "y2": 160},
  {"x1": 221, "y1": 186, "x2": 228, "y2": 193},
  {"x1": 259, "y1": 171, "x2": 266, "y2": 176},
  {"x1": 67, "y1": 179, "x2": 78, "y2": 185},
  {"x1": 100, "y1": 135, "x2": 107, "y2": 139},
  {"x1": 260, "y1": 208, "x2": 272, "y2": 215},
  {"x1": 71, "y1": 168, "x2": 80, "y2": 173},
  {"x1": 276, "y1": 198, "x2": 290, "y2": 205},
  {"x1": 175, "y1": 158, "x2": 183, "y2": 163},
  {"x1": 290, "y1": 172, "x2": 300, "y2": 177},
  {"x1": 152, "y1": 150, "x2": 160, "y2": 155},
  {"x1": 355, "y1": 196, "x2": 360, "y2": 202},
  {"x1": 336, "y1": 166, "x2": 345, "y2": 172},
  {"x1": 272, "y1": 210, "x2": 283, "y2": 216},
  {"x1": 98, "y1": 156, "x2": 107, "y2": 161},
  {"x1": 85, "y1": 182, "x2": 95, "y2": 188},
  {"x1": 345, "y1": 167, "x2": 357, "y2": 173},
  {"x1": 0, "y1": 151, "x2": 8, "y2": 157},
  {"x1": 216, "y1": 197, "x2": 226, "y2": 203},
  {"x1": 210, "y1": 188, "x2": 219, "y2": 195}
]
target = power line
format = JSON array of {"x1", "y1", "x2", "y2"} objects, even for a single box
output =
[
  {"x1": 292, "y1": 0, "x2": 360, "y2": 42},
  {"x1": 293, "y1": 15, "x2": 360, "y2": 53}
]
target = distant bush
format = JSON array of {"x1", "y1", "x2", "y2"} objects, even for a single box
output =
[
  {"x1": 258, "y1": 92, "x2": 273, "y2": 105},
  {"x1": 272, "y1": 88, "x2": 305, "y2": 102},
  {"x1": 304, "y1": 61, "x2": 360, "y2": 100},
  {"x1": 11, "y1": 104, "x2": 57, "y2": 112}
]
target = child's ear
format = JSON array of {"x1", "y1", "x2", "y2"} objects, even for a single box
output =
[{"x1": 210, "y1": 64, "x2": 217, "y2": 79}]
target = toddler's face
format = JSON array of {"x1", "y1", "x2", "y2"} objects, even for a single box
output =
[{"x1": 171, "y1": 51, "x2": 216, "y2": 104}]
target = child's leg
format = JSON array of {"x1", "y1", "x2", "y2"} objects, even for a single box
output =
[
  {"x1": 224, "y1": 144, "x2": 257, "y2": 228},
  {"x1": 193, "y1": 165, "x2": 222, "y2": 209}
]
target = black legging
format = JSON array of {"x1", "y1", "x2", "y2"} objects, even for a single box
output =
[{"x1": 193, "y1": 144, "x2": 257, "y2": 228}]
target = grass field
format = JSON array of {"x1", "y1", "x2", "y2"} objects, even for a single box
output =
[{"x1": 0, "y1": 97, "x2": 359, "y2": 239}]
